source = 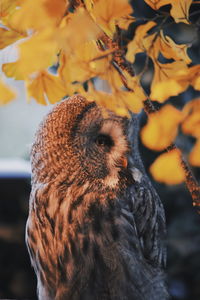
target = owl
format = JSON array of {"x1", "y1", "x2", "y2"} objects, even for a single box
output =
[{"x1": 26, "y1": 95, "x2": 168, "y2": 300}]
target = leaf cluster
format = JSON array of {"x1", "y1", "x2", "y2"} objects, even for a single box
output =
[{"x1": 0, "y1": 0, "x2": 200, "y2": 194}]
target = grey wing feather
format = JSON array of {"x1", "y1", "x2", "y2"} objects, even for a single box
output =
[
  {"x1": 114, "y1": 113, "x2": 169, "y2": 300},
  {"x1": 127, "y1": 112, "x2": 167, "y2": 268}
]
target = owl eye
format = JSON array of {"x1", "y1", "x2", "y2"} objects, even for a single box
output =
[{"x1": 95, "y1": 134, "x2": 114, "y2": 148}]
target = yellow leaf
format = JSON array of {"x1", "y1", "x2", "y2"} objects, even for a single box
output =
[
  {"x1": 84, "y1": 0, "x2": 94, "y2": 12},
  {"x1": 158, "y1": 31, "x2": 191, "y2": 64},
  {"x1": 57, "y1": 8, "x2": 101, "y2": 53},
  {"x1": 2, "y1": 62, "x2": 20, "y2": 79},
  {"x1": 170, "y1": 0, "x2": 192, "y2": 24},
  {"x1": 150, "y1": 149, "x2": 185, "y2": 185},
  {"x1": 82, "y1": 88, "x2": 121, "y2": 114},
  {"x1": 43, "y1": 0, "x2": 68, "y2": 20},
  {"x1": 9, "y1": 0, "x2": 68, "y2": 32},
  {"x1": 3, "y1": 29, "x2": 58, "y2": 79},
  {"x1": 58, "y1": 52, "x2": 85, "y2": 96},
  {"x1": 151, "y1": 64, "x2": 200, "y2": 102},
  {"x1": 126, "y1": 21, "x2": 157, "y2": 63},
  {"x1": 100, "y1": 69, "x2": 146, "y2": 112},
  {"x1": 114, "y1": 90, "x2": 144, "y2": 114},
  {"x1": 0, "y1": 27, "x2": 26, "y2": 49},
  {"x1": 26, "y1": 75, "x2": 46, "y2": 105},
  {"x1": 190, "y1": 65, "x2": 200, "y2": 90},
  {"x1": 171, "y1": 65, "x2": 200, "y2": 91},
  {"x1": 0, "y1": 79, "x2": 16, "y2": 104},
  {"x1": 89, "y1": 0, "x2": 133, "y2": 36},
  {"x1": 0, "y1": 0, "x2": 18, "y2": 19},
  {"x1": 143, "y1": 0, "x2": 171, "y2": 10},
  {"x1": 26, "y1": 71, "x2": 67, "y2": 105},
  {"x1": 150, "y1": 61, "x2": 188, "y2": 101},
  {"x1": 9, "y1": 0, "x2": 50, "y2": 31},
  {"x1": 100, "y1": 65, "x2": 123, "y2": 90},
  {"x1": 58, "y1": 52, "x2": 75, "y2": 86},
  {"x1": 116, "y1": 15, "x2": 135, "y2": 30},
  {"x1": 82, "y1": 84, "x2": 143, "y2": 116},
  {"x1": 182, "y1": 98, "x2": 200, "y2": 138},
  {"x1": 189, "y1": 139, "x2": 200, "y2": 167},
  {"x1": 58, "y1": 41, "x2": 110, "y2": 83},
  {"x1": 193, "y1": 76, "x2": 200, "y2": 90},
  {"x1": 152, "y1": 60, "x2": 188, "y2": 86},
  {"x1": 125, "y1": 72, "x2": 147, "y2": 101},
  {"x1": 141, "y1": 104, "x2": 183, "y2": 151},
  {"x1": 144, "y1": 0, "x2": 192, "y2": 24},
  {"x1": 127, "y1": 23, "x2": 191, "y2": 65},
  {"x1": 150, "y1": 79, "x2": 188, "y2": 102}
]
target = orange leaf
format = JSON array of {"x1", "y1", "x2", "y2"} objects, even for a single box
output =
[
  {"x1": 182, "y1": 98, "x2": 200, "y2": 138},
  {"x1": 141, "y1": 104, "x2": 183, "y2": 151},
  {"x1": 189, "y1": 139, "x2": 200, "y2": 167},
  {"x1": 150, "y1": 149, "x2": 185, "y2": 185}
]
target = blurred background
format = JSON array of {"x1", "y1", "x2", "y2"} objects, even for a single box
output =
[
  {"x1": 0, "y1": 79, "x2": 50, "y2": 299},
  {"x1": 0, "y1": 1, "x2": 200, "y2": 299}
]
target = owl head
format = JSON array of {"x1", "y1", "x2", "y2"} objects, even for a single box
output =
[{"x1": 31, "y1": 95, "x2": 131, "y2": 189}]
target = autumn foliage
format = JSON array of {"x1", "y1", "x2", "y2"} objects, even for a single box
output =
[{"x1": 0, "y1": 0, "x2": 200, "y2": 203}]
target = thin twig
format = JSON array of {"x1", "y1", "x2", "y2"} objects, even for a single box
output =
[{"x1": 112, "y1": 61, "x2": 134, "y2": 92}]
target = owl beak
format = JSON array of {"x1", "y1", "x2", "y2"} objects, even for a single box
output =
[{"x1": 121, "y1": 157, "x2": 128, "y2": 168}]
